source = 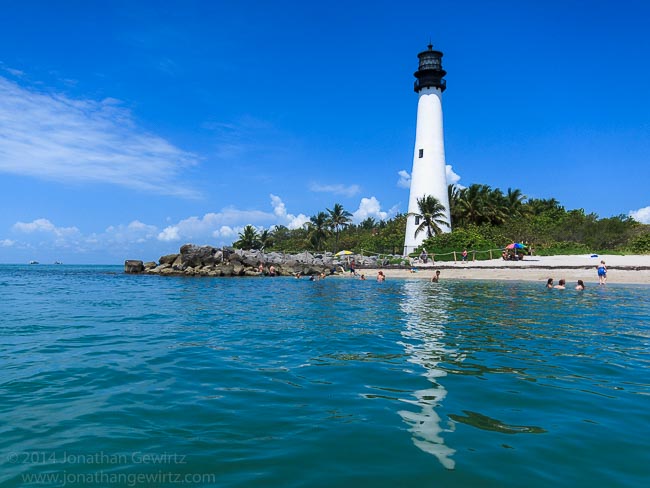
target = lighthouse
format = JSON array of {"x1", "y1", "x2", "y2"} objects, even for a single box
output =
[{"x1": 403, "y1": 44, "x2": 451, "y2": 256}]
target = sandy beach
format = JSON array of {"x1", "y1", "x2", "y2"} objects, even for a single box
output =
[{"x1": 358, "y1": 254, "x2": 650, "y2": 285}]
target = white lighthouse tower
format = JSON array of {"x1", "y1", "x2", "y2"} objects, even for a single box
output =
[{"x1": 404, "y1": 44, "x2": 451, "y2": 256}]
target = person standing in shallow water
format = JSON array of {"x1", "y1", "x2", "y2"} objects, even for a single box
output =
[
  {"x1": 575, "y1": 280, "x2": 585, "y2": 290},
  {"x1": 431, "y1": 270, "x2": 441, "y2": 282},
  {"x1": 597, "y1": 260, "x2": 607, "y2": 285},
  {"x1": 546, "y1": 278, "x2": 554, "y2": 289},
  {"x1": 554, "y1": 279, "x2": 566, "y2": 289}
]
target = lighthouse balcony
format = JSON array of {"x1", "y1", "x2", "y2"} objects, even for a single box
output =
[{"x1": 414, "y1": 78, "x2": 446, "y2": 92}]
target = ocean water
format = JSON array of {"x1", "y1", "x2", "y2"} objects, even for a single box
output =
[{"x1": 1, "y1": 264, "x2": 649, "y2": 487}]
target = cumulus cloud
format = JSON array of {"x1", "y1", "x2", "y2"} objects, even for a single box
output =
[
  {"x1": 446, "y1": 164, "x2": 462, "y2": 187},
  {"x1": 157, "y1": 208, "x2": 276, "y2": 243},
  {"x1": 104, "y1": 220, "x2": 158, "y2": 244},
  {"x1": 3, "y1": 195, "x2": 326, "y2": 256},
  {"x1": 270, "y1": 194, "x2": 309, "y2": 229},
  {"x1": 0, "y1": 76, "x2": 199, "y2": 197},
  {"x1": 309, "y1": 183, "x2": 361, "y2": 197},
  {"x1": 397, "y1": 170, "x2": 411, "y2": 189},
  {"x1": 352, "y1": 196, "x2": 398, "y2": 223},
  {"x1": 13, "y1": 218, "x2": 80, "y2": 238},
  {"x1": 213, "y1": 226, "x2": 238, "y2": 238},
  {"x1": 397, "y1": 165, "x2": 462, "y2": 189},
  {"x1": 629, "y1": 206, "x2": 650, "y2": 224}
]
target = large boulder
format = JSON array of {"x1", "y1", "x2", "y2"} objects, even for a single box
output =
[
  {"x1": 180, "y1": 245, "x2": 219, "y2": 268},
  {"x1": 124, "y1": 260, "x2": 144, "y2": 273},
  {"x1": 294, "y1": 251, "x2": 314, "y2": 263},
  {"x1": 159, "y1": 254, "x2": 179, "y2": 265}
]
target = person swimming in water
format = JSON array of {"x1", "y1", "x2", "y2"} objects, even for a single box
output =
[
  {"x1": 575, "y1": 279, "x2": 585, "y2": 290},
  {"x1": 546, "y1": 278, "x2": 554, "y2": 289}
]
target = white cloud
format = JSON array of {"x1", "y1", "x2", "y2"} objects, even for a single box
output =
[
  {"x1": 270, "y1": 194, "x2": 309, "y2": 229},
  {"x1": 2, "y1": 195, "x2": 333, "y2": 256},
  {"x1": 397, "y1": 165, "x2": 462, "y2": 189},
  {"x1": 352, "y1": 196, "x2": 393, "y2": 223},
  {"x1": 104, "y1": 220, "x2": 158, "y2": 244},
  {"x1": 0, "y1": 76, "x2": 199, "y2": 197},
  {"x1": 629, "y1": 206, "x2": 650, "y2": 224},
  {"x1": 213, "y1": 226, "x2": 238, "y2": 238},
  {"x1": 287, "y1": 214, "x2": 310, "y2": 230},
  {"x1": 13, "y1": 218, "x2": 80, "y2": 238},
  {"x1": 5, "y1": 68, "x2": 25, "y2": 77},
  {"x1": 309, "y1": 183, "x2": 361, "y2": 197},
  {"x1": 158, "y1": 226, "x2": 181, "y2": 242},
  {"x1": 397, "y1": 170, "x2": 411, "y2": 189},
  {"x1": 446, "y1": 164, "x2": 462, "y2": 187},
  {"x1": 157, "y1": 206, "x2": 278, "y2": 243}
]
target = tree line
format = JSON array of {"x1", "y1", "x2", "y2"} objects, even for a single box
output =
[{"x1": 232, "y1": 183, "x2": 650, "y2": 257}]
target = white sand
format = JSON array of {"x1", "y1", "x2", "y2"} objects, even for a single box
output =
[{"x1": 356, "y1": 254, "x2": 650, "y2": 285}]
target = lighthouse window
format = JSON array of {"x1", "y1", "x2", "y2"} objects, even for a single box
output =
[
  {"x1": 419, "y1": 149, "x2": 423, "y2": 158},
  {"x1": 415, "y1": 216, "x2": 420, "y2": 225}
]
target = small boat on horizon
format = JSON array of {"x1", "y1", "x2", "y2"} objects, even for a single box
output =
[
  {"x1": 54, "y1": 261, "x2": 63, "y2": 265},
  {"x1": 29, "y1": 260, "x2": 39, "y2": 265}
]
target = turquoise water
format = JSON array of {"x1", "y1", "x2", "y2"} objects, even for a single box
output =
[{"x1": 1, "y1": 264, "x2": 649, "y2": 487}]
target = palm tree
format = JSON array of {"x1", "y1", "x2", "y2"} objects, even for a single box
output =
[
  {"x1": 526, "y1": 198, "x2": 563, "y2": 216},
  {"x1": 448, "y1": 184, "x2": 463, "y2": 226},
  {"x1": 307, "y1": 212, "x2": 331, "y2": 251},
  {"x1": 326, "y1": 203, "x2": 352, "y2": 251},
  {"x1": 360, "y1": 217, "x2": 377, "y2": 230},
  {"x1": 234, "y1": 225, "x2": 260, "y2": 250},
  {"x1": 504, "y1": 187, "x2": 528, "y2": 218},
  {"x1": 455, "y1": 184, "x2": 489, "y2": 225},
  {"x1": 258, "y1": 229, "x2": 274, "y2": 250},
  {"x1": 486, "y1": 187, "x2": 508, "y2": 225},
  {"x1": 408, "y1": 195, "x2": 449, "y2": 239}
]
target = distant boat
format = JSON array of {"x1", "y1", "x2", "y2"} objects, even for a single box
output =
[
  {"x1": 29, "y1": 260, "x2": 39, "y2": 265},
  {"x1": 54, "y1": 261, "x2": 63, "y2": 265}
]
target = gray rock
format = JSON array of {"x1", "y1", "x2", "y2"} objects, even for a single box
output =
[
  {"x1": 159, "y1": 254, "x2": 179, "y2": 265},
  {"x1": 124, "y1": 260, "x2": 144, "y2": 273},
  {"x1": 180, "y1": 244, "x2": 219, "y2": 268}
]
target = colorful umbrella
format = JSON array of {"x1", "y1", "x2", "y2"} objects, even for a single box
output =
[
  {"x1": 335, "y1": 250, "x2": 354, "y2": 256},
  {"x1": 505, "y1": 243, "x2": 526, "y2": 250}
]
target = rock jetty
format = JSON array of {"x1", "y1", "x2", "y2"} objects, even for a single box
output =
[{"x1": 125, "y1": 244, "x2": 391, "y2": 277}]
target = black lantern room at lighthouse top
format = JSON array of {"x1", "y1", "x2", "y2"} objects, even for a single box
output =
[{"x1": 414, "y1": 44, "x2": 446, "y2": 93}]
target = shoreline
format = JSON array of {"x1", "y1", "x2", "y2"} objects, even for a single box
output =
[{"x1": 353, "y1": 254, "x2": 650, "y2": 285}]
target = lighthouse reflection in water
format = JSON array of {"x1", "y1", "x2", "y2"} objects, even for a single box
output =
[{"x1": 397, "y1": 280, "x2": 458, "y2": 469}]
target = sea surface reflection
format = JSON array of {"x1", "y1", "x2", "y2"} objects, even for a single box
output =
[{"x1": 397, "y1": 280, "x2": 457, "y2": 468}]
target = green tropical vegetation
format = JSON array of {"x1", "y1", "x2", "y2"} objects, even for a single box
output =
[
  {"x1": 408, "y1": 195, "x2": 449, "y2": 239},
  {"x1": 230, "y1": 186, "x2": 649, "y2": 259}
]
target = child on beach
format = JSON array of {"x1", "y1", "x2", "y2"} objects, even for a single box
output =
[{"x1": 597, "y1": 261, "x2": 607, "y2": 285}]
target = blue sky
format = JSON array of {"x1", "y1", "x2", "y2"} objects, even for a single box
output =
[{"x1": 1, "y1": 0, "x2": 648, "y2": 264}]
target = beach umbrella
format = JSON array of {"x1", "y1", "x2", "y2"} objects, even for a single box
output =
[
  {"x1": 505, "y1": 243, "x2": 526, "y2": 250},
  {"x1": 335, "y1": 250, "x2": 353, "y2": 256}
]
